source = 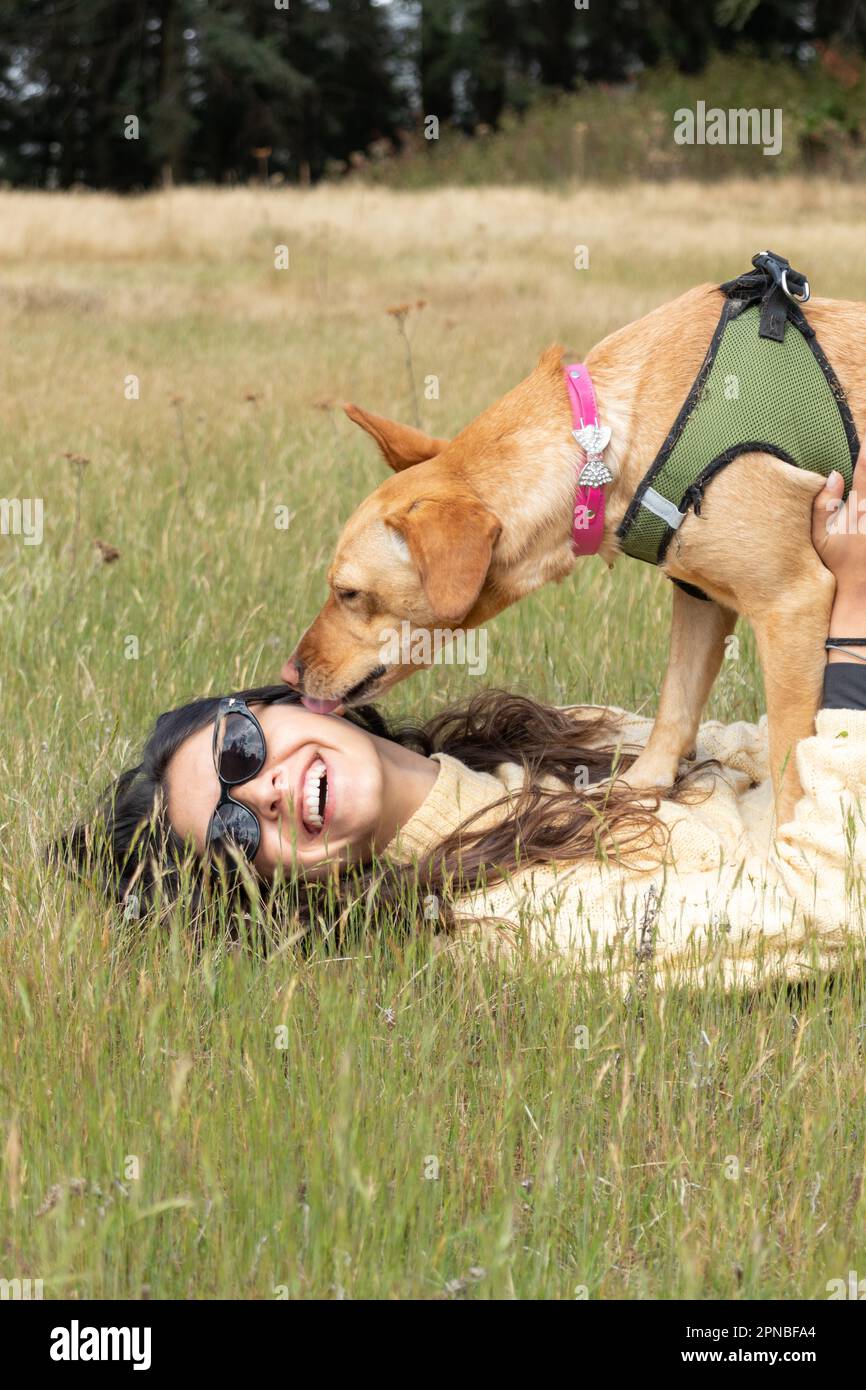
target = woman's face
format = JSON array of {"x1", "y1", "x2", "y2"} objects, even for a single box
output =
[{"x1": 164, "y1": 702, "x2": 386, "y2": 879}]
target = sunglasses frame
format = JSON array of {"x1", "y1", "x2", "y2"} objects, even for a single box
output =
[{"x1": 205, "y1": 697, "x2": 268, "y2": 863}]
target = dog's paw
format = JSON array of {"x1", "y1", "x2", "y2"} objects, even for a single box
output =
[{"x1": 621, "y1": 752, "x2": 679, "y2": 791}]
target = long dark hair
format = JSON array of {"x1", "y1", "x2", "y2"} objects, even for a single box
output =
[{"x1": 60, "y1": 684, "x2": 704, "y2": 943}]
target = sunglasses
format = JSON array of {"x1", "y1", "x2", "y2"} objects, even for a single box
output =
[{"x1": 205, "y1": 697, "x2": 268, "y2": 864}]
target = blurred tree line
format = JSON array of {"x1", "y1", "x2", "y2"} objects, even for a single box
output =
[{"x1": 2, "y1": 0, "x2": 866, "y2": 189}]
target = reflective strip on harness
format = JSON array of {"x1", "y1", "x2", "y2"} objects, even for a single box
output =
[{"x1": 638, "y1": 487, "x2": 686, "y2": 531}]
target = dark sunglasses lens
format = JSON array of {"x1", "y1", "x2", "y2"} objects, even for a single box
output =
[
  {"x1": 208, "y1": 802, "x2": 260, "y2": 861},
  {"x1": 216, "y1": 710, "x2": 265, "y2": 784}
]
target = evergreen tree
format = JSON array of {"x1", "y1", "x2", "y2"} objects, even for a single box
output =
[{"x1": 0, "y1": 1, "x2": 863, "y2": 189}]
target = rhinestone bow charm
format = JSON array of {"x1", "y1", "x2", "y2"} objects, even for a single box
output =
[{"x1": 573, "y1": 422, "x2": 613, "y2": 487}]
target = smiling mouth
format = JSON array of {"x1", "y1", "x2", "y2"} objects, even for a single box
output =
[{"x1": 302, "y1": 757, "x2": 329, "y2": 832}]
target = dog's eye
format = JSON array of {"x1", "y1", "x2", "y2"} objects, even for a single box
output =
[{"x1": 337, "y1": 588, "x2": 360, "y2": 603}]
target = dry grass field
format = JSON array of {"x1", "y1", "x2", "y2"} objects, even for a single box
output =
[{"x1": 3, "y1": 179, "x2": 866, "y2": 1299}]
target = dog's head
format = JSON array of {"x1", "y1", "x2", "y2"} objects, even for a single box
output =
[{"x1": 282, "y1": 405, "x2": 503, "y2": 710}]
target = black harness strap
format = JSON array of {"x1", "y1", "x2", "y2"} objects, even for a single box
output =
[
  {"x1": 719, "y1": 249, "x2": 810, "y2": 343},
  {"x1": 670, "y1": 577, "x2": 711, "y2": 603}
]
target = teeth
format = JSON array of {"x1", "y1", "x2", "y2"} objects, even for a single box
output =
[{"x1": 303, "y1": 758, "x2": 327, "y2": 830}]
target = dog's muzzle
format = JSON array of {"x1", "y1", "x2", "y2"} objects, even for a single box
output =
[{"x1": 295, "y1": 664, "x2": 388, "y2": 713}]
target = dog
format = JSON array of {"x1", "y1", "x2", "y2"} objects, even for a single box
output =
[{"x1": 282, "y1": 256, "x2": 866, "y2": 821}]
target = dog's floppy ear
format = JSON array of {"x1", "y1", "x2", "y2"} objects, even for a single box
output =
[
  {"x1": 385, "y1": 497, "x2": 501, "y2": 624},
  {"x1": 343, "y1": 403, "x2": 450, "y2": 472}
]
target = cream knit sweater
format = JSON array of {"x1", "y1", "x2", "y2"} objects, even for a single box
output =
[{"x1": 385, "y1": 706, "x2": 866, "y2": 991}]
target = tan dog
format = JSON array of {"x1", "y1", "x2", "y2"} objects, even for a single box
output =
[{"x1": 283, "y1": 282, "x2": 866, "y2": 820}]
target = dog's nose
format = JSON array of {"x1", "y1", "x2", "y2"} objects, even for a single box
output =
[{"x1": 282, "y1": 655, "x2": 304, "y2": 688}]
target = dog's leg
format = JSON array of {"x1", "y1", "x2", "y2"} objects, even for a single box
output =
[
  {"x1": 747, "y1": 565, "x2": 835, "y2": 823},
  {"x1": 626, "y1": 585, "x2": 737, "y2": 789},
  {"x1": 645, "y1": 453, "x2": 836, "y2": 822}
]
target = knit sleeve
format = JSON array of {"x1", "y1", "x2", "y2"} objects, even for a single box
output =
[
  {"x1": 690, "y1": 716, "x2": 769, "y2": 782},
  {"x1": 773, "y1": 708, "x2": 866, "y2": 923}
]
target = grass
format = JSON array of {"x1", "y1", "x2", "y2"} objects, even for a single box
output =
[{"x1": 3, "y1": 179, "x2": 866, "y2": 1299}]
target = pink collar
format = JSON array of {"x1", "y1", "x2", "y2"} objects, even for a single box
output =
[{"x1": 564, "y1": 363, "x2": 613, "y2": 556}]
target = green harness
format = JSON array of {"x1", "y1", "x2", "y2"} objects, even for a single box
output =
[{"x1": 616, "y1": 252, "x2": 859, "y2": 581}]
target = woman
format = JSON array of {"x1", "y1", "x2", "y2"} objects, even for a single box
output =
[{"x1": 65, "y1": 463, "x2": 866, "y2": 990}]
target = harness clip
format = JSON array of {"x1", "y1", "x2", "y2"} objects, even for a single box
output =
[{"x1": 781, "y1": 268, "x2": 810, "y2": 304}]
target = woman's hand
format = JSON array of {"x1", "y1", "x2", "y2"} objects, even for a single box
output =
[{"x1": 812, "y1": 445, "x2": 866, "y2": 659}]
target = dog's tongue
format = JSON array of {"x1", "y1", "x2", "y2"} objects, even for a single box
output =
[{"x1": 301, "y1": 696, "x2": 341, "y2": 715}]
